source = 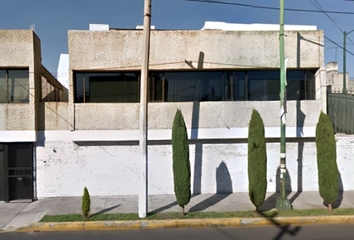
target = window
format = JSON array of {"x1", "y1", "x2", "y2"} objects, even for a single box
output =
[
  {"x1": 0, "y1": 69, "x2": 29, "y2": 103},
  {"x1": 74, "y1": 69, "x2": 317, "y2": 103},
  {"x1": 75, "y1": 72, "x2": 140, "y2": 103}
]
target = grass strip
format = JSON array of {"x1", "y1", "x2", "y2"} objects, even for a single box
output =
[{"x1": 39, "y1": 208, "x2": 354, "y2": 222}]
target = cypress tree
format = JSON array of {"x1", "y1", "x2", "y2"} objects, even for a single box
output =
[
  {"x1": 82, "y1": 187, "x2": 91, "y2": 219},
  {"x1": 316, "y1": 111, "x2": 338, "y2": 212},
  {"x1": 248, "y1": 109, "x2": 267, "y2": 211},
  {"x1": 172, "y1": 109, "x2": 191, "y2": 215}
]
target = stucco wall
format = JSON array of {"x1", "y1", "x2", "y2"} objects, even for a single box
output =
[
  {"x1": 68, "y1": 30, "x2": 323, "y2": 70},
  {"x1": 68, "y1": 29, "x2": 325, "y2": 131},
  {"x1": 38, "y1": 102, "x2": 70, "y2": 131},
  {"x1": 0, "y1": 105, "x2": 34, "y2": 130},
  {"x1": 0, "y1": 30, "x2": 34, "y2": 67},
  {"x1": 73, "y1": 100, "x2": 321, "y2": 131},
  {"x1": 0, "y1": 30, "x2": 37, "y2": 133}
]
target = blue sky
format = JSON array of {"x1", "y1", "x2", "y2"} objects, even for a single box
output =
[{"x1": 1, "y1": 0, "x2": 353, "y2": 78}]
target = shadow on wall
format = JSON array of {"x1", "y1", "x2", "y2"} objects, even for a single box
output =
[{"x1": 189, "y1": 161, "x2": 232, "y2": 212}]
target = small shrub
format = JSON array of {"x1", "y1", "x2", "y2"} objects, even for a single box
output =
[
  {"x1": 82, "y1": 187, "x2": 91, "y2": 219},
  {"x1": 172, "y1": 109, "x2": 191, "y2": 215},
  {"x1": 316, "y1": 111, "x2": 338, "y2": 212},
  {"x1": 248, "y1": 109, "x2": 267, "y2": 211}
]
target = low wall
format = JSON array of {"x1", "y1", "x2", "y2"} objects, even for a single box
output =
[{"x1": 35, "y1": 136, "x2": 353, "y2": 198}]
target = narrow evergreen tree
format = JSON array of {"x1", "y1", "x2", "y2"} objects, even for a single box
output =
[
  {"x1": 82, "y1": 187, "x2": 91, "y2": 219},
  {"x1": 248, "y1": 109, "x2": 267, "y2": 211},
  {"x1": 316, "y1": 111, "x2": 338, "y2": 212},
  {"x1": 172, "y1": 109, "x2": 191, "y2": 215}
]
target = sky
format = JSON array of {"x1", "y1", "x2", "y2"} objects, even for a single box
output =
[{"x1": 0, "y1": 0, "x2": 353, "y2": 78}]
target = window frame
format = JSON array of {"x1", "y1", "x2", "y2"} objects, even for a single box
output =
[
  {"x1": 74, "y1": 69, "x2": 317, "y2": 103},
  {"x1": 0, "y1": 68, "x2": 30, "y2": 104}
]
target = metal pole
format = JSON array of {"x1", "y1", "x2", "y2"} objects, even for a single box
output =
[
  {"x1": 139, "y1": 0, "x2": 151, "y2": 219},
  {"x1": 343, "y1": 29, "x2": 354, "y2": 94},
  {"x1": 276, "y1": 0, "x2": 291, "y2": 211},
  {"x1": 343, "y1": 31, "x2": 347, "y2": 93}
]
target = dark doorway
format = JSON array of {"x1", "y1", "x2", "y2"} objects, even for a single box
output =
[
  {"x1": 0, "y1": 143, "x2": 33, "y2": 202},
  {"x1": 0, "y1": 144, "x2": 4, "y2": 201}
]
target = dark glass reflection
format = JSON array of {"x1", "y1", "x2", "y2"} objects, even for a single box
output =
[
  {"x1": 75, "y1": 72, "x2": 139, "y2": 103},
  {"x1": 164, "y1": 72, "x2": 222, "y2": 102},
  {"x1": 74, "y1": 69, "x2": 317, "y2": 103}
]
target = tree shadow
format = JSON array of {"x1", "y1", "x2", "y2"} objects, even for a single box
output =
[
  {"x1": 323, "y1": 171, "x2": 343, "y2": 209},
  {"x1": 189, "y1": 161, "x2": 232, "y2": 212},
  {"x1": 260, "y1": 167, "x2": 292, "y2": 211},
  {"x1": 90, "y1": 204, "x2": 121, "y2": 217},
  {"x1": 258, "y1": 211, "x2": 302, "y2": 240}
]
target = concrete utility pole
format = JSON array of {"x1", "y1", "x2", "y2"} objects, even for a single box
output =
[
  {"x1": 343, "y1": 29, "x2": 354, "y2": 93},
  {"x1": 276, "y1": 0, "x2": 291, "y2": 211},
  {"x1": 139, "y1": 0, "x2": 152, "y2": 219}
]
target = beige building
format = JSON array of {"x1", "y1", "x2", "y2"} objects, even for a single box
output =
[
  {"x1": 0, "y1": 30, "x2": 67, "y2": 202},
  {"x1": 326, "y1": 61, "x2": 352, "y2": 92},
  {"x1": 2, "y1": 24, "x2": 339, "y2": 202}
]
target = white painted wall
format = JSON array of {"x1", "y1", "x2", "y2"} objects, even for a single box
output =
[{"x1": 35, "y1": 136, "x2": 353, "y2": 198}]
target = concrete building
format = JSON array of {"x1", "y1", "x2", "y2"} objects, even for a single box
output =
[
  {"x1": 0, "y1": 30, "x2": 67, "y2": 202},
  {"x1": 7, "y1": 23, "x2": 354, "y2": 203},
  {"x1": 326, "y1": 61, "x2": 352, "y2": 92}
]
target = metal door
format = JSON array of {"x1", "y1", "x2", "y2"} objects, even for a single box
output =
[
  {"x1": 0, "y1": 144, "x2": 4, "y2": 201},
  {"x1": 5, "y1": 143, "x2": 33, "y2": 202}
]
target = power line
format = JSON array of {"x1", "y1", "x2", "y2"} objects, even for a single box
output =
[
  {"x1": 185, "y1": 0, "x2": 354, "y2": 15},
  {"x1": 325, "y1": 36, "x2": 354, "y2": 56},
  {"x1": 310, "y1": 0, "x2": 354, "y2": 45}
]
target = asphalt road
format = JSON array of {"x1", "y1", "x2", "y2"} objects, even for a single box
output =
[{"x1": 1, "y1": 224, "x2": 354, "y2": 240}]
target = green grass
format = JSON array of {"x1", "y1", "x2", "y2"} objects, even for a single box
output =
[{"x1": 39, "y1": 208, "x2": 354, "y2": 223}]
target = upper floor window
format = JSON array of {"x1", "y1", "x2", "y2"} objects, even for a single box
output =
[
  {"x1": 75, "y1": 72, "x2": 139, "y2": 103},
  {"x1": 74, "y1": 69, "x2": 317, "y2": 103},
  {"x1": 0, "y1": 69, "x2": 29, "y2": 103}
]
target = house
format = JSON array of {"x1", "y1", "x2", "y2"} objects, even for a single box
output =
[
  {"x1": 0, "y1": 30, "x2": 67, "y2": 202},
  {"x1": 1, "y1": 22, "x2": 336, "y2": 202}
]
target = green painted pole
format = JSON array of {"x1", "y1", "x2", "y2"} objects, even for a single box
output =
[
  {"x1": 276, "y1": 0, "x2": 291, "y2": 211},
  {"x1": 343, "y1": 29, "x2": 354, "y2": 93},
  {"x1": 343, "y1": 31, "x2": 347, "y2": 93}
]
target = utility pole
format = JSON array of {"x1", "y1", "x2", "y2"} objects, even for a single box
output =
[
  {"x1": 139, "y1": 0, "x2": 152, "y2": 219},
  {"x1": 343, "y1": 29, "x2": 354, "y2": 93},
  {"x1": 276, "y1": 0, "x2": 291, "y2": 211}
]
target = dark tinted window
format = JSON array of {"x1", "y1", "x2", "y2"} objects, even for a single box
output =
[
  {"x1": 74, "y1": 69, "x2": 317, "y2": 103},
  {"x1": 75, "y1": 72, "x2": 139, "y2": 103},
  {"x1": 0, "y1": 69, "x2": 29, "y2": 103}
]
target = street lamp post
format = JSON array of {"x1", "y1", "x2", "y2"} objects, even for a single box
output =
[
  {"x1": 276, "y1": 0, "x2": 291, "y2": 211},
  {"x1": 343, "y1": 29, "x2": 354, "y2": 93},
  {"x1": 139, "y1": 0, "x2": 152, "y2": 219}
]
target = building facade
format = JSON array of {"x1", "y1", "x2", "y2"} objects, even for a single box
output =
[
  {"x1": 4, "y1": 24, "x2": 348, "y2": 202},
  {"x1": 0, "y1": 30, "x2": 67, "y2": 202}
]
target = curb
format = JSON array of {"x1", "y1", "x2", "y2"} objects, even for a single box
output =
[{"x1": 3, "y1": 215, "x2": 354, "y2": 232}]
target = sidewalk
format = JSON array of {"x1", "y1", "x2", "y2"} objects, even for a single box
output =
[{"x1": 1, "y1": 191, "x2": 354, "y2": 231}]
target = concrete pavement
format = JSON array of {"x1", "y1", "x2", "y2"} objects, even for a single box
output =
[{"x1": 1, "y1": 191, "x2": 354, "y2": 231}]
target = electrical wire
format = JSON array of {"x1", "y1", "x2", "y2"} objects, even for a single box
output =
[{"x1": 185, "y1": 0, "x2": 354, "y2": 15}]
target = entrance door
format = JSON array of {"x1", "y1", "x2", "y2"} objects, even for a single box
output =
[{"x1": 1, "y1": 143, "x2": 33, "y2": 202}]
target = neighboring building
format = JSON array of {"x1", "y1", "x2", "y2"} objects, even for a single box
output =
[
  {"x1": 326, "y1": 61, "x2": 351, "y2": 92},
  {"x1": 0, "y1": 30, "x2": 67, "y2": 202},
  {"x1": 3, "y1": 23, "x2": 341, "y2": 202}
]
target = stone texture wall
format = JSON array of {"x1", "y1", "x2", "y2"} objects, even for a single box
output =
[
  {"x1": 68, "y1": 30, "x2": 324, "y2": 70},
  {"x1": 73, "y1": 100, "x2": 321, "y2": 131}
]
